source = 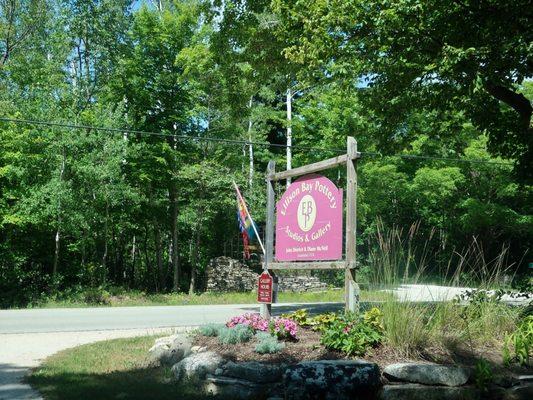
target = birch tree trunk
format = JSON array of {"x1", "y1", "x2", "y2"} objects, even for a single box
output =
[
  {"x1": 131, "y1": 234, "x2": 136, "y2": 286},
  {"x1": 247, "y1": 96, "x2": 254, "y2": 188},
  {"x1": 52, "y1": 147, "x2": 66, "y2": 278},
  {"x1": 286, "y1": 87, "x2": 292, "y2": 188}
]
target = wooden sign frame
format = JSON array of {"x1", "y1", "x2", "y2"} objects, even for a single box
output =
[{"x1": 261, "y1": 137, "x2": 360, "y2": 318}]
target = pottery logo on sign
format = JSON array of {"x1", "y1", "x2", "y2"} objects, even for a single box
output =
[{"x1": 275, "y1": 174, "x2": 343, "y2": 261}]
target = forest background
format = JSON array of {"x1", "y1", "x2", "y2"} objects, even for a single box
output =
[{"x1": 0, "y1": 0, "x2": 531, "y2": 307}]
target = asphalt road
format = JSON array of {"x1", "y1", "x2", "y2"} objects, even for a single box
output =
[
  {"x1": 0, "y1": 302, "x2": 342, "y2": 334},
  {"x1": 0, "y1": 302, "x2": 343, "y2": 400}
]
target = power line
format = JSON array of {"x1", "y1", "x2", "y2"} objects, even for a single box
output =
[
  {"x1": 0, "y1": 117, "x2": 346, "y2": 153},
  {"x1": 0, "y1": 117, "x2": 515, "y2": 166},
  {"x1": 363, "y1": 152, "x2": 514, "y2": 166}
]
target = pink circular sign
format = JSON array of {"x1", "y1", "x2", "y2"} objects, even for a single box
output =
[{"x1": 275, "y1": 174, "x2": 343, "y2": 261}]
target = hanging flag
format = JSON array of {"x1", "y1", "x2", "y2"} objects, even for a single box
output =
[{"x1": 234, "y1": 182, "x2": 265, "y2": 259}]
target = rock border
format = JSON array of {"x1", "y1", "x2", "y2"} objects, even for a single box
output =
[{"x1": 150, "y1": 335, "x2": 532, "y2": 400}]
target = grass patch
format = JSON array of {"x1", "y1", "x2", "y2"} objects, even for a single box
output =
[
  {"x1": 380, "y1": 300, "x2": 520, "y2": 359},
  {"x1": 23, "y1": 288, "x2": 389, "y2": 309},
  {"x1": 27, "y1": 336, "x2": 201, "y2": 400}
]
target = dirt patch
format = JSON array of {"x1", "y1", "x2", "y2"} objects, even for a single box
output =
[{"x1": 192, "y1": 328, "x2": 343, "y2": 364}]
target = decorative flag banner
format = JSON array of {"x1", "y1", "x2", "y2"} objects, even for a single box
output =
[
  {"x1": 275, "y1": 174, "x2": 343, "y2": 261},
  {"x1": 234, "y1": 182, "x2": 265, "y2": 259}
]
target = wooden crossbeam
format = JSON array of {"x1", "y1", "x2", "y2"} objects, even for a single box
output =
[
  {"x1": 268, "y1": 261, "x2": 346, "y2": 270},
  {"x1": 269, "y1": 153, "x2": 360, "y2": 181}
]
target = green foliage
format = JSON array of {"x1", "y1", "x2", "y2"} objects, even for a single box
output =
[
  {"x1": 198, "y1": 323, "x2": 224, "y2": 337},
  {"x1": 254, "y1": 332, "x2": 285, "y2": 354},
  {"x1": 218, "y1": 325, "x2": 253, "y2": 345},
  {"x1": 82, "y1": 288, "x2": 111, "y2": 305},
  {"x1": 281, "y1": 309, "x2": 310, "y2": 326},
  {"x1": 363, "y1": 307, "x2": 385, "y2": 332},
  {"x1": 274, "y1": 0, "x2": 533, "y2": 177},
  {"x1": 27, "y1": 336, "x2": 201, "y2": 400},
  {"x1": 473, "y1": 359, "x2": 493, "y2": 390},
  {"x1": 282, "y1": 309, "x2": 340, "y2": 332},
  {"x1": 503, "y1": 316, "x2": 532, "y2": 367},
  {"x1": 0, "y1": 0, "x2": 531, "y2": 308},
  {"x1": 309, "y1": 313, "x2": 339, "y2": 332},
  {"x1": 320, "y1": 310, "x2": 383, "y2": 356}
]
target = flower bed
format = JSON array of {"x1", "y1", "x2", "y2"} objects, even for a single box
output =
[{"x1": 226, "y1": 313, "x2": 298, "y2": 340}]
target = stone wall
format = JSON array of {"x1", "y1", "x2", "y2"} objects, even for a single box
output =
[
  {"x1": 206, "y1": 257, "x2": 259, "y2": 292},
  {"x1": 151, "y1": 337, "x2": 533, "y2": 400},
  {"x1": 277, "y1": 275, "x2": 328, "y2": 292},
  {"x1": 205, "y1": 257, "x2": 330, "y2": 293}
]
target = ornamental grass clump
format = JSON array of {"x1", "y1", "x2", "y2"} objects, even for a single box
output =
[{"x1": 218, "y1": 324, "x2": 253, "y2": 344}]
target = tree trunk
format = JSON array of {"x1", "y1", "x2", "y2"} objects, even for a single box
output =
[
  {"x1": 188, "y1": 222, "x2": 201, "y2": 295},
  {"x1": 153, "y1": 219, "x2": 164, "y2": 292},
  {"x1": 169, "y1": 182, "x2": 180, "y2": 291},
  {"x1": 101, "y1": 199, "x2": 109, "y2": 284},
  {"x1": 52, "y1": 229, "x2": 60, "y2": 278},
  {"x1": 286, "y1": 87, "x2": 292, "y2": 188},
  {"x1": 143, "y1": 223, "x2": 151, "y2": 290},
  {"x1": 485, "y1": 82, "x2": 532, "y2": 130},
  {"x1": 52, "y1": 147, "x2": 66, "y2": 278},
  {"x1": 131, "y1": 234, "x2": 136, "y2": 287},
  {"x1": 248, "y1": 96, "x2": 254, "y2": 188}
]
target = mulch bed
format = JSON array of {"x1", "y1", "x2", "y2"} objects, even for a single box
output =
[
  {"x1": 192, "y1": 327, "x2": 532, "y2": 376},
  {"x1": 192, "y1": 328, "x2": 342, "y2": 364}
]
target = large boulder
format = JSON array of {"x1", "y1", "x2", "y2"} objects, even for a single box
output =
[
  {"x1": 204, "y1": 375, "x2": 281, "y2": 400},
  {"x1": 171, "y1": 351, "x2": 225, "y2": 382},
  {"x1": 379, "y1": 384, "x2": 487, "y2": 400},
  {"x1": 383, "y1": 363, "x2": 470, "y2": 387},
  {"x1": 504, "y1": 384, "x2": 533, "y2": 400},
  {"x1": 215, "y1": 361, "x2": 287, "y2": 384},
  {"x1": 148, "y1": 334, "x2": 192, "y2": 367},
  {"x1": 283, "y1": 359, "x2": 380, "y2": 400}
]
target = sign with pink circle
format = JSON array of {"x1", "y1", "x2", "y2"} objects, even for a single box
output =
[{"x1": 275, "y1": 174, "x2": 343, "y2": 261}]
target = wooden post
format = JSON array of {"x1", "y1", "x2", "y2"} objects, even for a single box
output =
[
  {"x1": 262, "y1": 160, "x2": 276, "y2": 319},
  {"x1": 345, "y1": 137, "x2": 359, "y2": 312}
]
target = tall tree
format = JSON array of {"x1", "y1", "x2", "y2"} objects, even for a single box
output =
[{"x1": 273, "y1": 0, "x2": 532, "y2": 178}]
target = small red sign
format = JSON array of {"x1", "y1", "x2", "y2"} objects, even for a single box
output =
[{"x1": 257, "y1": 271, "x2": 273, "y2": 304}]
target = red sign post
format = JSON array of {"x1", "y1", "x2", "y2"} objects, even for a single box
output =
[{"x1": 257, "y1": 271, "x2": 273, "y2": 303}]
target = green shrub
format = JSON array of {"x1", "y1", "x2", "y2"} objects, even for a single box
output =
[
  {"x1": 320, "y1": 311, "x2": 383, "y2": 356},
  {"x1": 83, "y1": 288, "x2": 111, "y2": 305},
  {"x1": 310, "y1": 312, "x2": 339, "y2": 332},
  {"x1": 282, "y1": 309, "x2": 311, "y2": 327},
  {"x1": 473, "y1": 359, "x2": 493, "y2": 390},
  {"x1": 503, "y1": 315, "x2": 532, "y2": 367},
  {"x1": 282, "y1": 309, "x2": 341, "y2": 332},
  {"x1": 218, "y1": 325, "x2": 253, "y2": 344},
  {"x1": 198, "y1": 323, "x2": 224, "y2": 337},
  {"x1": 254, "y1": 332, "x2": 285, "y2": 354},
  {"x1": 363, "y1": 307, "x2": 384, "y2": 332}
]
